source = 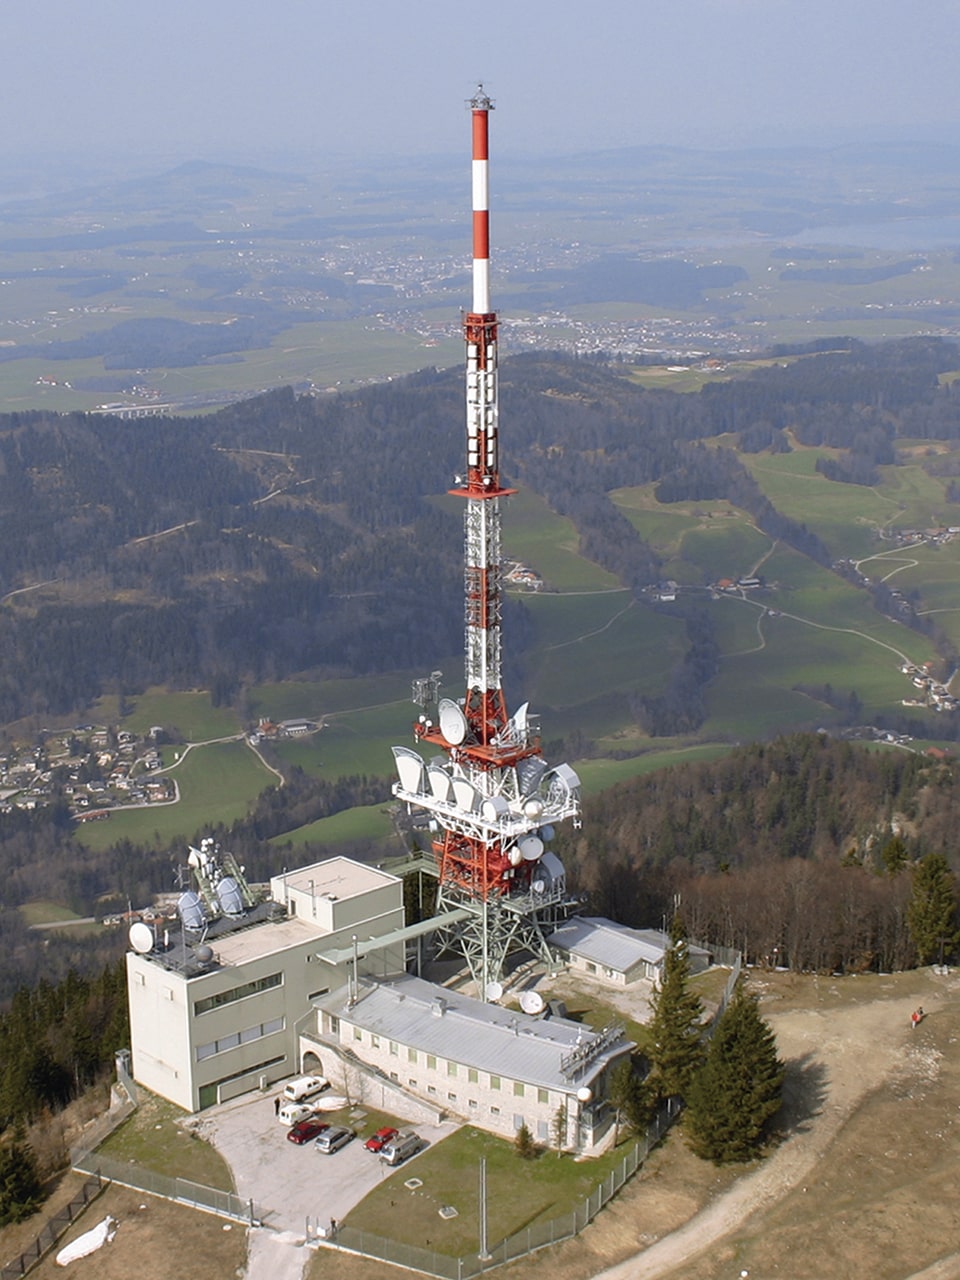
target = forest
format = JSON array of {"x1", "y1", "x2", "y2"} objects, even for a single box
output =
[{"x1": 1, "y1": 337, "x2": 960, "y2": 725}]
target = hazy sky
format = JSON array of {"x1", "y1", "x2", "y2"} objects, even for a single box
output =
[{"x1": 4, "y1": 0, "x2": 960, "y2": 168}]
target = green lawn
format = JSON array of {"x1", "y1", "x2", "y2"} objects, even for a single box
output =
[
  {"x1": 98, "y1": 1093, "x2": 234, "y2": 1189},
  {"x1": 120, "y1": 688, "x2": 241, "y2": 742},
  {"x1": 502, "y1": 488, "x2": 621, "y2": 591},
  {"x1": 344, "y1": 1123, "x2": 649, "y2": 1258},
  {"x1": 75, "y1": 740, "x2": 275, "y2": 850}
]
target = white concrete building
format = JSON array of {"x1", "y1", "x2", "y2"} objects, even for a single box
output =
[
  {"x1": 548, "y1": 918, "x2": 711, "y2": 986},
  {"x1": 306, "y1": 973, "x2": 633, "y2": 1152},
  {"x1": 126, "y1": 856, "x2": 405, "y2": 1111}
]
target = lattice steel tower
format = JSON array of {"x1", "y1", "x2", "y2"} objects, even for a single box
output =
[{"x1": 391, "y1": 88, "x2": 582, "y2": 995}]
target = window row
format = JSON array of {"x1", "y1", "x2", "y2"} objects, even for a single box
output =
[
  {"x1": 194, "y1": 972, "x2": 282, "y2": 1016},
  {"x1": 196, "y1": 1016, "x2": 284, "y2": 1061}
]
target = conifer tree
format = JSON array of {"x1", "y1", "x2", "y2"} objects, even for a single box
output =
[
  {"x1": 0, "y1": 1127, "x2": 43, "y2": 1226},
  {"x1": 685, "y1": 985, "x2": 784, "y2": 1164},
  {"x1": 646, "y1": 940, "x2": 704, "y2": 1103},
  {"x1": 908, "y1": 852, "x2": 959, "y2": 965}
]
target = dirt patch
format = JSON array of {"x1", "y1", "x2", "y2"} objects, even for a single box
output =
[{"x1": 0, "y1": 1181, "x2": 247, "y2": 1280}]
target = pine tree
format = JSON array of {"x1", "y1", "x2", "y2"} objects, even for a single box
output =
[
  {"x1": 514, "y1": 1122, "x2": 536, "y2": 1160},
  {"x1": 646, "y1": 941, "x2": 705, "y2": 1103},
  {"x1": 685, "y1": 985, "x2": 784, "y2": 1164},
  {"x1": 0, "y1": 1128, "x2": 43, "y2": 1226},
  {"x1": 908, "y1": 853, "x2": 959, "y2": 965}
]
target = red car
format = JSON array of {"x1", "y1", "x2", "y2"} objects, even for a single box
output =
[
  {"x1": 287, "y1": 1119, "x2": 328, "y2": 1145},
  {"x1": 363, "y1": 1126, "x2": 399, "y2": 1153}
]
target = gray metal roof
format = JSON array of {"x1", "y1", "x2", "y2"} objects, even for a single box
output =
[
  {"x1": 320, "y1": 974, "x2": 631, "y2": 1092},
  {"x1": 548, "y1": 917, "x2": 673, "y2": 974},
  {"x1": 548, "y1": 918, "x2": 711, "y2": 974}
]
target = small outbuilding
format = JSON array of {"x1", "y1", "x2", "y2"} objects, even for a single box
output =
[{"x1": 547, "y1": 917, "x2": 711, "y2": 986}]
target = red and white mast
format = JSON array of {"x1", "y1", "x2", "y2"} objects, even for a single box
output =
[
  {"x1": 394, "y1": 89, "x2": 580, "y2": 940},
  {"x1": 452, "y1": 84, "x2": 514, "y2": 749}
]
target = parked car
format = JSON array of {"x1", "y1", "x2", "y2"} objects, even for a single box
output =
[
  {"x1": 286, "y1": 1119, "x2": 328, "y2": 1145},
  {"x1": 379, "y1": 1132, "x2": 424, "y2": 1166},
  {"x1": 282, "y1": 1074, "x2": 329, "y2": 1102},
  {"x1": 315, "y1": 1125, "x2": 354, "y2": 1154},
  {"x1": 363, "y1": 1126, "x2": 399, "y2": 1153},
  {"x1": 278, "y1": 1101, "x2": 318, "y2": 1127}
]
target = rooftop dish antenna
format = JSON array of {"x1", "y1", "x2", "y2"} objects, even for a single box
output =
[
  {"x1": 128, "y1": 921, "x2": 154, "y2": 954},
  {"x1": 484, "y1": 980, "x2": 503, "y2": 1002},
  {"x1": 519, "y1": 990, "x2": 544, "y2": 1015}
]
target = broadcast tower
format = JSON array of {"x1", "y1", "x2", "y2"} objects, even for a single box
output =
[{"x1": 391, "y1": 88, "x2": 582, "y2": 995}]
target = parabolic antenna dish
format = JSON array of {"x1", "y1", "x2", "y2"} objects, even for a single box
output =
[
  {"x1": 484, "y1": 981, "x2": 504, "y2": 1002},
  {"x1": 128, "y1": 922, "x2": 154, "y2": 954},
  {"x1": 393, "y1": 746, "x2": 426, "y2": 795},
  {"x1": 177, "y1": 890, "x2": 206, "y2": 932},
  {"x1": 216, "y1": 876, "x2": 244, "y2": 917},
  {"x1": 451, "y1": 777, "x2": 479, "y2": 813},
  {"x1": 427, "y1": 765, "x2": 453, "y2": 802},
  {"x1": 507, "y1": 844, "x2": 524, "y2": 867},
  {"x1": 187, "y1": 846, "x2": 202, "y2": 869},
  {"x1": 519, "y1": 835, "x2": 544, "y2": 861},
  {"x1": 195, "y1": 944, "x2": 214, "y2": 963},
  {"x1": 519, "y1": 990, "x2": 545, "y2": 1015},
  {"x1": 480, "y1": 795, "x2": 510, "y2": 822},
  {"x1": 438, "y1": 698, "x2": 468, "y2": 746},
  {"x1": 576, "y1": 1086, "x2": 593, "y2": 1103}
]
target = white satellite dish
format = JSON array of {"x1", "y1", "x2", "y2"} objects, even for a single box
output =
[
  {"x1": 393, "y1": 746, "x2": 426, "y2": 795},
  {"x1": 484, "y1": 981, "x2": 504, "y2": 1002},
  {"x1": 519, "y1": 835, "x2": 544, "y2": 861},
  {"x1": 480, "y1": 795, "x2": 510, "y2": 822},
  {"x1": 438, "y1": 698, "x2": 468, "y2": 746},
  {"x1": 507, "y1": 844, "x2": 524, "y2": 867},
  {"x1": 523, "y1": 797, "x2": 544, "y2": 820},
  {"x1": 451, "y1": 777, "x2": 479, "y2": 813},
  {"x1": 519, "y1": 990, "x2": 544, "y2": 1015},
  {"x1": 129, "y1": 922, "x2": 154, "y2": 954},
  {"x1": 187, "y1": 846, "x2": 202, "y2": 869},
  {"x1": 576, "y1": 1086, "x2": 593, "y2": 1103}
]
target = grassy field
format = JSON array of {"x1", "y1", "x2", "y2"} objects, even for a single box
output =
[
  {"x1": 98, "y1": 1090, "x2": 234, "y2": 1190},
  {"x1": 343, "y1": 1122, "x2": 642, "y2": 1258},
  {"x1": 75, "y1": 740, "x2": 275, "y2": 850},
  {"x1": 503, "y1": 489, "x2": 621, "y2": 591},
  {"x1": 119, "y1": 689, "x2": 241, "y2": 741}
]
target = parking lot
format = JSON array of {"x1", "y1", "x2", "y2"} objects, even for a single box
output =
[{"x1": 192, "y1": 1090, "x2": 458, "y2": 1232}]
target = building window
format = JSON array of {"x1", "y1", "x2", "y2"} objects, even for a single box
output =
[
  {"x1": 468, "y1": 1068, "x2": 478, "y2": 1084},
  {"x1": 447, "y1": 1092, "x2": 457, "y2": 1102},
  {"x1": 513, "y1": 1114, "x2": 525, "y2": 1130},
  {"x1": 194, "y1": 971, "x2": 282, "y2": 1016},
  {"x1": 447, "y1": 1061, "x2": 457, "y2": 1077},
  {"x1": 490, "y1": 1075, "x2": 500, "y2": 1090},
  {"x1": 195, "y1": 1018, "x2": 285, "y2": 1062},
  {"x1": 390, "y1": 1072, "x2": 399, "y2": 1081},
  {"x1": 490, "y1": 1106, "x2": 500, "y2": 1116},
  {"x1": 371, "y1": 1035, "x2": 380, "y2": 1049},
  {"x1": 427, "y1": 1055, "x2": 437, "y2": 1071},
  {"x1": 408, "y1": 1048, "x2": 417, "y2": 1064},
  {"x1": 389, "y1": 1041, "x2": 399, "y2": 1056},
  {"x1": 537, "y1": 1120, "x2": 550, "y2": 1141},
  {"x1": 308, "y1": 988, "x2": 329, "y2": 1001},
  {"x1": 330, "y1": 1016, "x2": 339, "y2": 1034},
  {"x1": 538, "y1": 1088, "x2": 549, "y2": 1104},
  {"x1": 586, "y1": 962, "x2": 597, "y2": 974},
  {"x1": 353, "y1": 1028, "x2": 363, "y2": 1042},
  {"x1": 513, "y1": 1082, "x2": 525, "y2": 1098},
  {"x1": 427, "y1": 1085, "x2": 437, "y2": 1095},
  {"x1": 409, "y1": 1079, "x2": 417, "y2": 1087}
]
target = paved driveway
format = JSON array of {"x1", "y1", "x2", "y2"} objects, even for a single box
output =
[{"x1": 192, "y1": 1091, "x2": 456, "y2": 1233}]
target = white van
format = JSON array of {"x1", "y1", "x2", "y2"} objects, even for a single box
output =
[{"x1": 282, "y1": 1074, "x2": 328, "y2": 1102}]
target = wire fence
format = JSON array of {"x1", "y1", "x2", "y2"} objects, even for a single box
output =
[
  {"x1": 71, "y1": 1152, "x2": 257, "y2": 1226},
  {"x1": 322, "y1": 1098, "x2": 682, "y2": 1279},
  {"x1": 1, "y1": 1173, "x2": 108, "y2": 1280}
]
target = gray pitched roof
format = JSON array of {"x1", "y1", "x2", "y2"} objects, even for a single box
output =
[
  {"x1": 322, "y1": 974, "x2": 631, "y2": 1092},
  {"x1": 548, "y1": 917, "x2": 671, "y2": 973}
]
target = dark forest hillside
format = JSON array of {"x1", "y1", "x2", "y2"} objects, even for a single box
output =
[
  {"x1": 563, "y1": 732, "x2": 960, "y2": 972},
  {"x1": 1, "y1": 337, "x2": 960, "y2": 723}
]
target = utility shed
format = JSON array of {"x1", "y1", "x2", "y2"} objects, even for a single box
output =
[{"x1": 547, "y1": 917, "x2": 710, "y2": 986}]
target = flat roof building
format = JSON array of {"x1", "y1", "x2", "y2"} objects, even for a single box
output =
[{"x1": 126, "y1": 856, "x2": 405, "y2": 1112}]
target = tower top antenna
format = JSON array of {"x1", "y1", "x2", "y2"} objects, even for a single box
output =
[{"x1": 469, "y1": 84, "x2": 494, "y2": 111}]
